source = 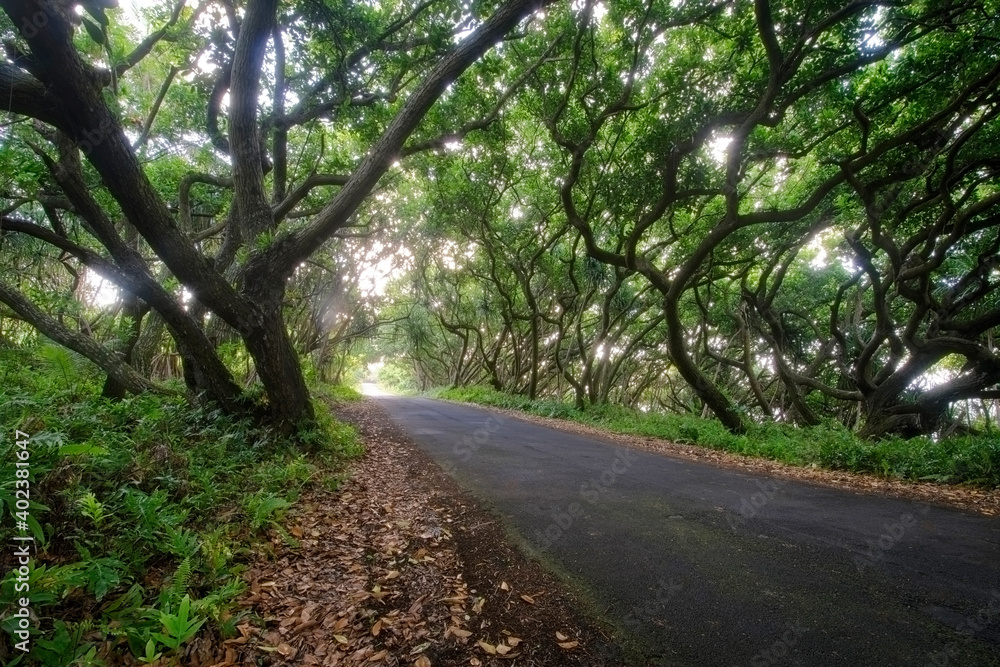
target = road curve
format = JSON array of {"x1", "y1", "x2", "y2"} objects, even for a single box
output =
[{"x1": 377, "y1": 396, "x2": 1000, "y2": 667}]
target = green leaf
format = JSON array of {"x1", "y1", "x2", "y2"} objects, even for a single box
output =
[
  {"x1": 82, "y1": 3, "x2": 109, "y2": 27},
  {"x1": 154, "y1": 594, "x2": 206, "y2": 651},
  {"x1": 59, "y1": 443, "x2": 108, "y2": 457},
  {"x1": 81, "y1": 16, "x2": 106, "y2": 45},
  {"x1": 138, "y1": 638, "x2": 162, "y2": 664}
]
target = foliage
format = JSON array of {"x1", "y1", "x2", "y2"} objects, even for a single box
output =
[
  {"x1": 0, "y1": 350, "x2": 362, "y2": 663},
  {"x1": 389, "y1": 0, "x2": 1000, "y2": 442},
  {"x1": 312, "y1": 384, "x2": 363, "y2": 404},
  {"x1": 0, "y1": 0, "x2": 548, "y2": 430},
  {"x1": 2, "y1": 0, "x2": 996, "y2": 461}
]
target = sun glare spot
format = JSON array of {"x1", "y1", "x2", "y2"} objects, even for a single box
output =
[
  {"x1": 709, "y1": 135, "x2": 732, "y2": 163},
  {"x1": 82, "y1": 271, "x2": 119, "y2": 307}
]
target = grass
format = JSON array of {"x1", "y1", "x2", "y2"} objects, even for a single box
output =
[
  {"x1": 313, "y1": 383, "x2": 364, "y2": 403},
  {"x1": 0, "y1": 346, "x2": 364, "y2": 665},
  {"x1": 432, "y1": 386, "x2": 1000, "y2": 488}
]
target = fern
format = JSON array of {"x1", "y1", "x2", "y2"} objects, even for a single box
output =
[
  {"x1": 245, "y1": 492, "x2": 291, "y2": 532},
  {"x1": 37, "y1": 344, "x2": 83, "y2": 389},
  {"x1": 167, "y1": 557, "x2": 192, "y2": 603}
]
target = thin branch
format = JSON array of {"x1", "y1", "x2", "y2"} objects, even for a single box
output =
[{"x1": 133, "y1": 65, "x2": 180, "y2": 150}]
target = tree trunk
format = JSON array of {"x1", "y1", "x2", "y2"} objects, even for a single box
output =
[
  {"x1": 240, "y1": 290, "x2": 314, "y2": 429},
  {"x1": 862, "y1": 355, "x2": 1000, "y2": 440},
  {"x1": 856, "y1": 349, "x2": 946, "y2": 439},
  {"x1": 101, "y1": 295, "x2": 148, "y2": 399},
  {"x1": 131, "y1": 310, "x2": 166, "y2": 377},
  {"x1": 857, "y1": 406, "x2": 923, "y2": 440},
  {"x1": 663, "y1": 296, "x2": 747, "y2": 434},
  {"x1": 528, "y1": 313, "x2": 539, "y2": 399}
]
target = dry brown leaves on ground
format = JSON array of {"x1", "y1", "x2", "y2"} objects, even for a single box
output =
[
  {"x1": 453, "y1": 402, "x2": 1000, "y2": 517},
  {"x1": 224, "y1": 399, "x2": 619, "y2": 667}
]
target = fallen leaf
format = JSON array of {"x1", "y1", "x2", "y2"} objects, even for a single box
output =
[
  {"x1": 472, "y1": 597, "x2": 485, "y2": 613},
  {"x1": 558, "y1": 641, "x2": 579, "y2": 650},
  {"x1": 408, "y1": 642, "x2": 432, "y2": 656},
  {"x1": 293, "y1": 619, "x2": 319, "y2": 635},
  {"x1": 555, "y1": 632, "x2": 569, "y2": 641},
  {"x1": 447, "y1": 626, "x2": 472, "y2": 638},
  {"x1": 506, "y1": 637, "x2": 522, "y2": 647},
  {"x1": 520, "y1": 594, "x2": 535, "y2": 604},
  {"x1": 332, "y1": 634, "x2": 349, "y2": 645},
  {"x1": 477, "y1": 640, "x2": 497, "y2": 655},
  {"x1": 385, "y1": 570, "x2": 400, "y2": 580},
  {"x1": 371, "y1": 619, "x2": 382, "y2": 636},
  {"x1": 414, "y1": 657, "x2": 431, "y2": 667},
  {"x1": 499, "y1": 581, "x2": 510, "y2": 591},
  {"x1": 368, "y1": 649, "x2": 388, "y2": 662},
  {"x1": 495, "y1": 644, "x2": 511, "y2": 655}
]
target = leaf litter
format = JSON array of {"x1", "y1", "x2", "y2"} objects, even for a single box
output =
[{"x1": 228, "y1": 398, "x2": 619, "y2": 666}]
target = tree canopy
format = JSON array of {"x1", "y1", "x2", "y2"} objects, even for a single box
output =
[{"x1": 2, "y1": 0, "x2": 999, "y2": 440}]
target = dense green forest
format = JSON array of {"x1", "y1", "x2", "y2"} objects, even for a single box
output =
[
  {"x1": 3, "y1": 0, "x2": 999, "y2": 439},
  {"x1": 373, "y1": 0, "x2": 1000, "y2": 442},
  {"x1": 2, "y1": 0, "x2": 1000, "y2": 662}
]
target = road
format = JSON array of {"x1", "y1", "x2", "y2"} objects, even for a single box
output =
[{"x1": 376, "y1": 396, "x2": 1000, "y2": 666}]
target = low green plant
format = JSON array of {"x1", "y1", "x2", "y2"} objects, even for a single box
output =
[
  {"x1": 136, "y1": 638, "x2": 163, "y2": 665},
  {"x1": 0, "y1": 351, "x2": 364, "y2": 663},
  {"x1": 74, "y1": 546, "x2": 126, "y2": 601},
  {"x1": 316, "y1": 384, "x2": 363, "y2": 403},
  {"x1": 77, "y1": 491, "x2": 108, "y2": 528},
  {"x1": 151, "y1": 595, "x2": 205, "y2": 652},
  {"x1": 32, "y1": 621, "x2": 98, "y2": 667},
  {"x1": 244, "y1": 492, "x2": 292, "y2": 532}
]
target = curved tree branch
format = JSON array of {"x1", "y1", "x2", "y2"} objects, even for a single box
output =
[{"x1": 0, "y1": 278, "x2": 157, "y2": 395}]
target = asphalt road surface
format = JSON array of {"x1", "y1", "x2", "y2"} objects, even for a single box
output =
[{"x1": 377, "y1": 396, "x2": 1000, "y2": 667}]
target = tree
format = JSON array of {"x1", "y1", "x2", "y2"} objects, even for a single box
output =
[
  {"x1": 388, "y1": 0, "x2": 1000, "y2": 439},
  {"x1": 521, "y1": 0, "x2": 1000, "y2": 436},
  {"x1": 1, "y1": 0, "x2": 551, "y2": 429}
]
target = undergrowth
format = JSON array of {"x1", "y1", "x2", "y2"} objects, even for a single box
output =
[
  {"x1": 311, "y1": 384, "x2": 363, "y2": 404},
  {"x1": 0, "y1": 346, "x2": 363, "y2": 665},
  {"x1": 433, "y1": 386, "x2": 1000, "y2": 488}
]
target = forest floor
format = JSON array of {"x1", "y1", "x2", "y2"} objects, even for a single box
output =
[{"x1": 229, "y1": 398, "x2": 622, "y2": 667}]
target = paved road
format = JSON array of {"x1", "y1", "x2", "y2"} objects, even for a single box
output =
[{"x1": 377, "y1": 396, "x2": 1000, "y2": 667}]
